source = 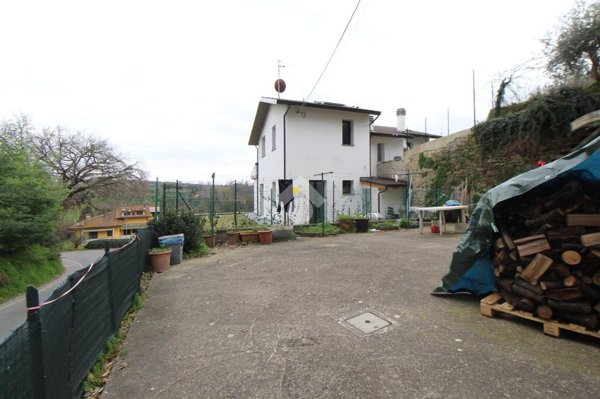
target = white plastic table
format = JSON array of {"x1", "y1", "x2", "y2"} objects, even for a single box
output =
[{"x1": 412, "y1": 205, "x2": 469, "y2": 236}]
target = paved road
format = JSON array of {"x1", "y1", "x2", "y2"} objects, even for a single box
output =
[
  {"x1": 104, "y1": 231, "x2": 600, "y2": 398},
  {"x1": 0, "y1": 249, "x2": 104, "y2": 341}
]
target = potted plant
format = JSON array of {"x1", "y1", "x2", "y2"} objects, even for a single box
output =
[
  {"x1": 202, "y1": 234, "x2": 216, "y2": 248},
  {"x1": 227, "y1": 230, "x2": 241, "y2": 245},
  {"x1": 337, "y1": 214, "x2": 355, "y2": 233},
  {"x1": 354, "y1": 214, "x2": 369, "y2": 233},
  {"x1": 149, "y1": 247, "x2": 172, "y2": 273},
  {"x1": 258, "y1": 228, "x2": 273, "y2": 244},
  {"x1": 240, "y1": 230, "x2": 260, "y2": 243}
]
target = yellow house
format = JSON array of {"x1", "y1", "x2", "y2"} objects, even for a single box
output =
[{"x1": 69, "y1": 205, "x2": 157, "y2": 243}]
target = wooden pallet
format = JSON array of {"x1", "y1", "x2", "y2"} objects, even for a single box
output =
[{"x1": 480, "y1": 292, "x2": 600, "y2": 339}]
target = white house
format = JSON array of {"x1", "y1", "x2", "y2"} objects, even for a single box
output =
[
  {"x1": 364, "y1": 108, "x2": 441, "y2": 218},
  {"x1": 249, "y1": 97, "x2": 381, "y2": 224},
  {"x1": 248, "y1": 98, "x2": 439, "y2": 224}
]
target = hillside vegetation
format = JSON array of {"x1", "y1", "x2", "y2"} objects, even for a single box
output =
[{"x1": 418, "y1": 84, "x2": 600, "y2": 206}]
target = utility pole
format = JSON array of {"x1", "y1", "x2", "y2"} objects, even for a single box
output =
[
  {"x1": 472, "y1": 69, "x2": 477, "y2": 126},
  {"x1": 313, "y1": 171, "x2": 333, "y2": 237},
  {"x1": 154, "y1": 178, "x2": 159, "y2": 220},
  {"x1": 210, "y1": 173, "x2": 215, "y2": 239}
]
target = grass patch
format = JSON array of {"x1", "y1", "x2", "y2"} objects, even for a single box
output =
[
  {"x1": 0, "y1": 245, "x2": 64, "y2": 304},
  {"x1": 206, "y1": 213, "x2": 260, "y2": 230},
  {"x1": 370, "y1": 220, "x2": 399, "y2": 229},
  {"x1": 297, "y1": 223, "x2": 340, "y2": 235},
  {"x1": 84, "y1": 271, "x2": 152, "y2": 398}
]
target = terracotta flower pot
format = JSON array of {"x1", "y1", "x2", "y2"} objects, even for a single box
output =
[
  {"x1": 227, "y1": 232, "x2": 240, "y2": 245},
  {"x1": 338, "y1": 220, "x2": 355, "y2": 233},
  {"x1": 258, "y1": 230, "x2": 273, "y2": 245},
  {"x1": 149, "y1": 250, "x2": 172, "y2": 273},
  {"x1": 203, "y1": 235, "x2": 216, "y2": 248},
  {"x1": 240, "y1": 231, "x2": 259, "y2": 242}
]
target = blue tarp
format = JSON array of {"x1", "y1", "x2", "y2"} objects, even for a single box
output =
[{"x1": 433, "y1": 134, "x2": 600, "y2": 296}]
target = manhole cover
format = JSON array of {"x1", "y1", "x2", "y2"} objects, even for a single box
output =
[{"x1": 340, "y1": 311, "x2": 394, "y2": 335}]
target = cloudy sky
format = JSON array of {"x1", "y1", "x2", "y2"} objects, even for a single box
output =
[{"x1": 0, "y1": 0, "x2": 575, "y2": 183}]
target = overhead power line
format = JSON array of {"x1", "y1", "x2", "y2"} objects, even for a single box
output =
[{"x1": 303, "y1": 0, "x2": 362, "y2": 104}]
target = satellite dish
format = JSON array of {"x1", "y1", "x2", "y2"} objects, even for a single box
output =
[{"x1": 274, "y1": 79, "x2": 286, "y2": 93}]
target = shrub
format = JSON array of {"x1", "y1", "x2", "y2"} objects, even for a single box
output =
[
  {"x1": 148, "y1": 211, "x2": 205, "y2": 254},
  {"x1": 84, "y1": 239, "x2": 130, "y2": 250}
]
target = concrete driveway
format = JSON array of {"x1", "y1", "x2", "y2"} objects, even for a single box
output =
[{"x1": 104, "y1": 230, "x2": 600, "y2": 398}]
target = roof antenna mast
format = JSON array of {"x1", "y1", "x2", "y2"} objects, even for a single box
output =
[{"x1": 275, "y1": 60, "x2": 286, "y2": 99}]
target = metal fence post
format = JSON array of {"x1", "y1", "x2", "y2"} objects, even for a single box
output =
[
  {"x1": 234, "y1": 180, "x2": 238, "y2": 228},
  {"x1": 26, "y1": 286, "x2": 47, "y2": 399}
]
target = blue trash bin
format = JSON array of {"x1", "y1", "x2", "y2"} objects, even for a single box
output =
[{"x1": 158, "y1": 233, "x2": 185, "y2": 265}]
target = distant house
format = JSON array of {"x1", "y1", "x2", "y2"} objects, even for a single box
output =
[
  {"x1": 248, "y1": 98, "x2": 440, "y2": 224},
  {"x1": 69, "y1": 205, "x2": 155, "y2": 243},
  {"x1": 365, "y1": 108, "x2": 441, "y2": 217}
]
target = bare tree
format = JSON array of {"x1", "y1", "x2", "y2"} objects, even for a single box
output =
[
  {"x1": 30, "y1": 127, "x2": 146, "y2": 209},
  {"x1": 493, "y1": 67, "x2": 522, "y2": 117}
]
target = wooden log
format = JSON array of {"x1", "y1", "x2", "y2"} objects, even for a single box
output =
[
  {"x1": 554, "y1": 311, "x2": 598, "y2": 330},
  {"x1": 594, "y1": 304, "x2": 600, "y2": 313},
  {"x1": 496, "y1": 278, "x2": 514, "y2": 293},
  {"x1": 549, "y1": 264, "x2": 571, "y2": 277},
  {"x1": 536, "y1": 305, "x2": 554, "y2": 320},
  {"x1": 493, "y1": 249, "x2": 510, "y2": 267},
  {"x1": 575, "y1": 277, "x2": 600, "y2": 304},
  {"x1": 533, "y1": 223, "x2": 554, "y2": 236},
  {"x1": 548, "y1": 299, "x2": 593, "y2": 314},
  {"x1": 513, "y1": 234, "x2": 546, "y2": 246},
  {"x1": 581, "y1": 232, "x2": 600, "y2": 248},
  {"x1": 499, "y1": 290, "x2": 535, "y2": 312},
  {"x1": 593, "y1": 272, "x2": 600, "y2": 287},
  {"x1": 542, "y1": 181, "x2": 583, "y2": 210},
  {"x1": 513, "y1": 279, "x2": 544, "y2": 295},
  {"x1": 517, "y1": 238, "x2": 551, "y2": 258},
  {"x1": 591, "y1": 249, "x2": 600, "y2": 258},
  {"x1": 545, "y1": 287, "x2": 583, "y2": 301},
  {"x1": 540, "y1": 280, "x2": 563, "y2": 290},
  {"x1": 582, "y1": 275, "x2": 593, "y2": 285},
  {"x1": 524, "y1": 208, "x2": 564, "y2": 228},
  {"x1": 509, "y1": 250, "x2": 519, "y2": 262},
  {"x1": 512, "y1": 284, "x2": 546, "y2": 304},
  {"x1": 565, "y1": 195, "x2": 592, "y2": 214},
  {"x1": 561, "y1": 242, "x2": 585, "y2": 251},
  {"x1": 547, "y1": 226, "x2": 587, "y2": 242},
  {"x1": 566, "y1": 214, "x2": 600, "y2": 227},
  {"x1": 519, "y1": 254, "x2": 553, "y2": 285},
  {"x1": 562, "y1": 275, "x2": 577, "y2": 288},
  {"x1": 561, "y1": 250, "x2": 582, "y2": 266},
  {"x1": 496, "y1": 237, "x2": 505, "y2": 250},
  {"x1": 501, "y1": 230, "x2": 516, "y2": 251}
]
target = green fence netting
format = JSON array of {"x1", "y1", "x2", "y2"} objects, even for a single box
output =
[{"x1": 0, "y1": 228, "x2": 152, "y2": 399}]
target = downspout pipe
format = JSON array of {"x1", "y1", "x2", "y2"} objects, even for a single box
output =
[
  {"x1": 283, "y1": 105, "x2": 290, "y2": 225},
  {"x1": 368, "y1": 114, "x2": 380, "y2": 178},
  {"x1": 377, "y1": 186, "x2": 388, "y2": 214},
  {"x1": 283, "y1": 105, "x2": 290, "y2": 179},
  {"x1": 255, "y1": 145, "x2": 259, "y2": 214}
]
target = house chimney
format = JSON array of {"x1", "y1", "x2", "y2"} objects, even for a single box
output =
[{"x1": 396, "y1": 108, "x2": 406, "y2": 132}]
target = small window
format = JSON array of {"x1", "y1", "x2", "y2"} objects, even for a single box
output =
[
  {"x1": 107, "y1": 230, "x2": 113, "y2": 237},
  {"x1": 89, "y1": 231, "x2": 98, "y2": 239},
  {"x1": 377, "y1": 143, "x2": 385, "y2": 162},
  {"x1": 342, "y1": 180, "x2": 353, "y2": 195},
  {"x1": 261, "y1": 136, "x2": 266, "y2": 158},
  {"x1": 342, "y1": 120, "x2": 353, "y2": 145},
  {"x1": 272, "y1": 125, "x2": 276, "y2": 151}
]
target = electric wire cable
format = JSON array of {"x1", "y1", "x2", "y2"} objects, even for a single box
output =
[{"x1": 303, "y1": 0, "x2": 362, "y2": 105}]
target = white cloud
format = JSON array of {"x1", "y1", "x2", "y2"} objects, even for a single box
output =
[{"x1": 0, "y1": 0, "x2": 576, "y2": 182}]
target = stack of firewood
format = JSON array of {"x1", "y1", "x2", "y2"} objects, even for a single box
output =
[{"x1": 493, "y1": 180, "x2": 600, "y2": 330}]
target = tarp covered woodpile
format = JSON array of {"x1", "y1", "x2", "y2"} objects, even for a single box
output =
[{"x1": 433, "y1": 134, "x2": 600, "y2": 296}]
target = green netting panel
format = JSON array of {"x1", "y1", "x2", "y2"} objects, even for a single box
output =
[
  {"x1": 69, "y1": 257, "x2": 113, "y2": 397},
  {"x1": 110, "y1": 238, "x2": 142, "y2": 326},
  {"x1": 40, "y1": 282, "x2": 75, "y2": 398},
  {"x1": 0, "y1": 324, "x2": 33, "y2": 399}
]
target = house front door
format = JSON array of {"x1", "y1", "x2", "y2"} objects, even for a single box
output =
[{"x1": 309, "y1": 180, "x2": 325, "y2": 224}]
